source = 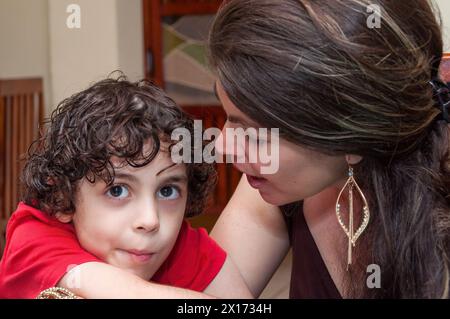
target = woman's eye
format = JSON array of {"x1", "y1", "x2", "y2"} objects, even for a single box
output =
[
  {"x1": 248, "y1": 133, "x2": 258, "y2": 143},
  {"x1": 245, "y1": 129, "x2": 261, "y2": 144},
  {"x1": 157, "y1": 186, "x2": 180, "y2": 200},
  {"x1": 106, "y1": 185, "x2": 129, "y2": 199}
]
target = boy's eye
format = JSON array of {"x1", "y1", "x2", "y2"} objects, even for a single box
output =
[
  {"x1": 157, "y1": 186, "x2": 180, "y2": 200},
  {"x1": 106, "y1": 185, "x2": 129, "y2": 199}
]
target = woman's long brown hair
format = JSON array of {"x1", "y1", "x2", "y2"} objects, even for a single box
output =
[{"x1": 208, "y1": 0, "x2": 449, "y2": 298}]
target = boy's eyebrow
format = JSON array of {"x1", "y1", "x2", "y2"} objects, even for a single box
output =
[
  {"x1": 157, "y1": 163, "x2": 178, "y2": 176},
  {"x1": 161, "y1": 174, "x2": 188, "y2": 184},
  {"x1": 113, "y1": 173, "x2": 139, "y2": 183}
]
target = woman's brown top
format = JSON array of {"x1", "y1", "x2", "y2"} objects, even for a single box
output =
[{"x1": 282, "y1": 201, "x2": 342, "y2": 299}]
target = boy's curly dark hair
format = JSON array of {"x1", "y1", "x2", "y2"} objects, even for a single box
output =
[{"x1": 21, "y1": 74, "x2": 216, "y2": 218}]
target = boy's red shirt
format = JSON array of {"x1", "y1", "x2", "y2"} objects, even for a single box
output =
[{"x1": 0, "y1": 202, "x2": 226, "y2": 298}]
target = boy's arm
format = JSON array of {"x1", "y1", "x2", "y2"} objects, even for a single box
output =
[
  {"x1": 203, "y1": 256, "x2": 253, "y2": 298},
  {"x1": 57, "y1": 262, "x2": 214, "y2": 299},
  {"x1": 57, "y1": 258, "x2": 253, "y2": 299}
]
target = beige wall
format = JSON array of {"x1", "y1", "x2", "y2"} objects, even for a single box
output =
[
  {"x1": 436, "y1": 0, "x2": 450, "y2": 52},
  {"x1": 0, "y1": 0, "x2": 143, "y2": 116},
  {"x1": 0, "y1": 0, "x2": 52, "y2": 115},
  {"x1": 48, "y1": 0, "x2": 144, "y2": 110},
  {"x1": 48, "y1": 0, "x2": 120, "y2": 107},
  {"x1": 117, "y1": 0, "x2": 144, "y2": 81}
]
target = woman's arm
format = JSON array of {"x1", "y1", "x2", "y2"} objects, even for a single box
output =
[
  {"x1": 210, "y1": 176, "x2": 290, "y2": 297},
  {"x1": 204, "y1": 255, "x2": 253, "y2": 298}
]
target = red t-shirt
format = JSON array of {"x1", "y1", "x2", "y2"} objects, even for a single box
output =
[{"x1": 0, "y1": 202, "x2": 226, "y2": 298}]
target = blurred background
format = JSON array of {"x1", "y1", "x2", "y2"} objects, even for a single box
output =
[{"x1": 0, "y1": 0, "x2": 449, "y2": 298}]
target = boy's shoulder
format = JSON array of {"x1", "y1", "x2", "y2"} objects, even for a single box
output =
[
  {"x1": 170, "y1": 220, "x2": 217, "y2": 259},
  {"x1": 152, "y1": 220, "x2": 227, "y2": 291},
  {"x1": 6, "y1": 202, "x2": 76, "y2": 248},
  {"x1": 0, "y1": 203, "x2": 99, "y2": 299}
]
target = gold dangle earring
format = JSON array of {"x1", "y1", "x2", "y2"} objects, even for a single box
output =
[{"x1": 335, "y1": 166, "x2": 370, "y2": 270}]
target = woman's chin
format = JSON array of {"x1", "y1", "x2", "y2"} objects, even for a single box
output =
[{"x1": 258, "y1": 189, "x2": 295, "y2": 206}]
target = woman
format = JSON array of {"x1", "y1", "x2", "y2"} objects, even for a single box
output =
[{"x1": 208, "y1": 0, "x2": 450, "y2": 298}]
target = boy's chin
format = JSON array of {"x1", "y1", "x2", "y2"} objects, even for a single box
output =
[{"x1": 125, "y1": 267, "x2": 156, "y2": 281}]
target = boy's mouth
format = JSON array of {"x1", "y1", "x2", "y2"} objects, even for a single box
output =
[{"x1": 121, "y1": 249, "x2": 155, "y2": 263}]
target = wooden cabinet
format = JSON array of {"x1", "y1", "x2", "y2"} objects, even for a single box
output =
[{"x1": 0, "y1": 78, "x2": 44, "y2": 257}]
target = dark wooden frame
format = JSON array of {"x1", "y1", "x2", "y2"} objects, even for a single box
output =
[
  {"x1": 0, "y1": 78, "x2": 44, "y2": 257},
  {"x1": 142, "y1": 0, "x2": 222, "y2": 86},
  {"x1": 440, "y1": 53, "x2": 450, "y2": 82},
  {"x1": 141, "y1": 0, "x2": 241, "y2": 222}
]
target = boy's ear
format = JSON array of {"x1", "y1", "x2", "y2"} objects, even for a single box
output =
[{"x1": 55, "y1": 212, "x2": 73, "y2": 223}]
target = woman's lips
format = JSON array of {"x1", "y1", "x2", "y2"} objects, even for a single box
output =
[{"x1": 246, "y1": 174, "x2": 267, "y2": 189}]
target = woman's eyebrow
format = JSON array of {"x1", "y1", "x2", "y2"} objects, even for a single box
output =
[
  {"x1": 213, "y1": 82, "x2": 256, "y2": 127},
  {"x1": 227, "y1": 115, "x2": 253, "y2": 127}
]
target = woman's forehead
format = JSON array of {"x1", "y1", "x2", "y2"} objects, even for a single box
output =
[{"x1": 215, "y1": 81, "x2": 260, "y2": 127}]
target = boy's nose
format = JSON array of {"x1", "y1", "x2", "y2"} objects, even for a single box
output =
[{"x1": 134, "y1": 201, "x2": 160, "y2": 233}]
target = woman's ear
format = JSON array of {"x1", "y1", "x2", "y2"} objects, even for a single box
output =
[
  {"x1": 55, "y1": 212, "x2": 73, "y2": 223},
  {"x1": 345, "y1": 154, "x2": 363, "y2": 165}
]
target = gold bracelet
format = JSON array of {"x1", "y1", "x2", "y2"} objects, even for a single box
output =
[{"x1": 36, "y1": 287, "x2": 79, "y2": 299}]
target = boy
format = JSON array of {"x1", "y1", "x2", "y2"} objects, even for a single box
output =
[{"x1": 0, "y1": 76, "x2": 251, "y2": 299}]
